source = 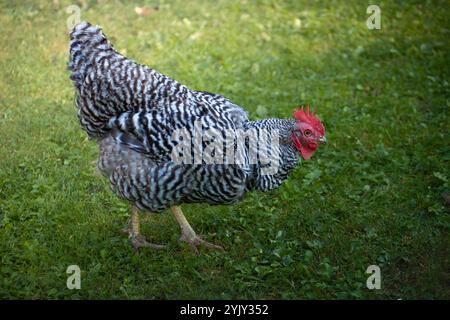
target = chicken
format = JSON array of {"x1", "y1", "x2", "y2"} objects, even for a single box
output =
[{"x1": 68, "y1": 22, "x2": 327, "y2": 253}]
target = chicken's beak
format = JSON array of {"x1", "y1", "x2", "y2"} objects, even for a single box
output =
[{"x1": 319, "y1": 136, "x2": 327, "y2": 145}]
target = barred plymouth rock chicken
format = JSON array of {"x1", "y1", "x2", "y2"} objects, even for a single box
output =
[{"x1": 68, "y1": 22, "x2": 327, "y2": 253}]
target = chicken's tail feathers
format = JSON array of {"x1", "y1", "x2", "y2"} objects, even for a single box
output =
[
  {"x1": 68, "y1": 21, "x2": 115, "y2": 87},
  {"x1": 68, "y1": 22, "x2": 126, "y2": 138}
]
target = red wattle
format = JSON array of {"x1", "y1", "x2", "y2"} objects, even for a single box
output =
[
  {"x1": 308, "y1": 142, "x2": 318, "y2": 150},
  {"x1": 292, "y1": 133, "x2": 317, "y2": 160}
]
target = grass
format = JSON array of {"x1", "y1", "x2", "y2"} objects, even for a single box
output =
[{"x1": 0, "y1": 0, "x2": 449, "y2": 299}]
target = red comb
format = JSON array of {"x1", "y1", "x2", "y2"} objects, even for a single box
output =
[{"x1": 294, "y1": 105, "x2": 325, "y2": 135}]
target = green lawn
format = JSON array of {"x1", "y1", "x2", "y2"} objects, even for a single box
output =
[{"x1": 0, "y1": 0, "x2": 449, "y2": 299}]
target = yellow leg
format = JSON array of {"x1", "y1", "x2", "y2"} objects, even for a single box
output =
[
  {"x1": 127, "y1": 206, "x2": 166, "y2": 250},
  {"x1": 171, "y1": 206, "x2": 224, "y2": 254},
  {"x1": 131, "y1": 206, "x2": 140, "y2": 235}
]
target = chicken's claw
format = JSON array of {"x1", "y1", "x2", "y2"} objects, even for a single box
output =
[{"x1": 179, "y1": 233, "x2": 224, "y2": 255}]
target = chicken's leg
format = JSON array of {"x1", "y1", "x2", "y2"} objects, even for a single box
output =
[
  {"x1": 125, "y1": 206, "x2": 167, "y2": 250},
  {"x1": 171, "y1": 206, "x2": 224, "y2": 254}
]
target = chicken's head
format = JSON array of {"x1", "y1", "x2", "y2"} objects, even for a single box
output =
[{"x1": 291, "y1": 106, "x2": 326, "y2": 160}]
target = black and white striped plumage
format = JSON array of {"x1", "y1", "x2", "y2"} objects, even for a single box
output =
[{"x1": 68, "y1": 22, "x2": 301, "y2": 213}]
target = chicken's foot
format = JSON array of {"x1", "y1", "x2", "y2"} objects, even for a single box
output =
[
  {"x1": 124, "y1": 206, "x2": 167, "y2": 250},
  {"x1": 171, "y1": 206, "x2": 224, "y2": 254}
]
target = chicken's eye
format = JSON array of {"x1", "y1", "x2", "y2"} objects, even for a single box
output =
[{"x1": 304, "y1": 129, "x2": 312, "y2": 137}]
